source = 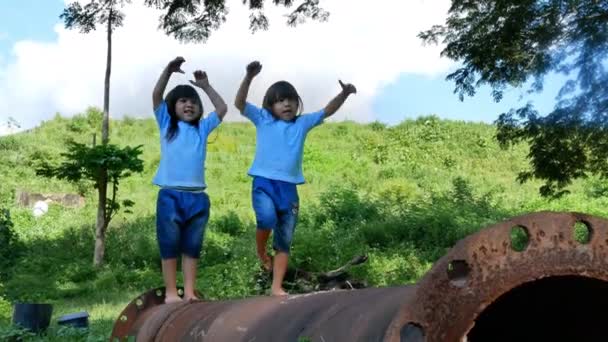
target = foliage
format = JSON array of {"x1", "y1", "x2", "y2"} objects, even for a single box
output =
[
  {"x1": 0, "y1": 209, "x2": 21, "y2": 281},
  {"x1": 35, "y1": 142, "x2": 143, "y2": 222},
  {"x1": 61, "y1": 0, "x2": 130, "y2": 34},
  {"x1": 144, "y1": 0, "x2": 329, "y2": 42},
  {"x1": 0, "y1": 324, "x2": 108, "y2": 342},
  {"x1": 0, "y1": 293, "x2": 11, "y2": 323},
  {"x1": 420, "y1": 0, "x2": 608, "y2": 197}
]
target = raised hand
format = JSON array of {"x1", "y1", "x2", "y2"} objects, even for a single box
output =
[
  {"x1": 190, "y1": 70, "x2": 209, "y2": 89},
  {"x1": 167, "y1": 56, "x2": 186, "y2": 74},
  {"x1": 246, "y1": 61, "x2": 262, "y2": 78},
  {"x1": 339, "y1": 80, "x2": 357, "y2": 96}
]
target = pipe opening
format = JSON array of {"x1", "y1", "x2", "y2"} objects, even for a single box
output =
[
  {"x1": 509, "y1": 225, "x2": 529, "y2": 252},
  {"x1": 447, "y1": 260, "x2": 470, "y2": 287},
  {"x1": 467, "y1": 276, "x2": 608, "y2": 342},
  {"x1": 400, "y1": 322, "x2": 425, "y2": 342},
  {"x1": 573, "y1": 220, "x2": 591, "y2": 244}
]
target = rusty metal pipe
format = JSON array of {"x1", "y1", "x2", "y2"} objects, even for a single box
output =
[
  {"x1": 110, "y1": 286, "x2": 416, "y2": 341},
  {"x1": 110, "y1": 212, "x2": 608, "y2": 342}
]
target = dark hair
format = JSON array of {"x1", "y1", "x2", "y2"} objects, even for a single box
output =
[
  {"x1": 164, "y1": 85, "x2": 203, "y2": 141},
  {"x1": 262, "y1": 81, "x2": 303, "y2": 118}
]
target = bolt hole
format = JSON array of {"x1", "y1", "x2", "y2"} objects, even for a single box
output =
[
  {"x1": 574, "y1": 221, "x2": 592, "y2": 244},
  {"x1": 178, "y1": 288, "x2": 184, "y2": 296},
  {"x1": 400, "y1": 322, "x2": 425, "y2": 342},
  {"x1": 135, "y1": 298, "x2": 143, "y2": 307},
  {"x1": 447, "y1": 260, "x2": 470, "y2": 287},
  {"x1": 155, "y1": 289, "x2": 163, "y2": 297},
  {"x1": 120, "y1": 315, "x2": 128, "y2": 322},
  {"x1": 510, "y1": 225, "x2": 529, "y2": 252}
]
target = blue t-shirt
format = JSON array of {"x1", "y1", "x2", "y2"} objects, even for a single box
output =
[
  {"x1": 242, "y1": 102, "x2": 324, "y2": 184},
  {"x1": 153, "y1": 101, "x2": 221, "y2": 189}
]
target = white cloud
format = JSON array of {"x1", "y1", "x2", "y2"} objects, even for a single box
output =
[
  {"x1": 0, "y1": 117, "x2": 22, "y2": 136},
  {"x1": 0, "y1": 124, "x2": 15, "y2": 136},
  {"x1": 0, "y1": 0, "x2": 452, "y2": 129}
]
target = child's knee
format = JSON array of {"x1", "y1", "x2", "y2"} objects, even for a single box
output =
[
  {"x1": 272, "y1": 213, "x2": 297, "y2": 253},
  {"x1": 181, "y1": 214, "x2": 208, "y2": 258},
  {"x1": 256, "y1": 213, "x2": 278, "y2": 229},
  {"x1": 158, "y1": 236, "x2": 180, "y2": 259},
  {"x1": 253, "y1": 192, "x2": 278, "y2": 229},
  {"x1": 181, "y1": 232, "x2": 204, "y2": 258},
  {"x1": 157, "y1": 219, "x2": 181, "y2": 259},
  {"x1": 272, "y1": 239, "x2": 292, "y2": 254},
  {"x1": 181, "y1": 241, "x2": 203, "y2": 258}
]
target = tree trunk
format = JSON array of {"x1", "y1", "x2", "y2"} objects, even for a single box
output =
[
  {"x1": 93, "y1": 172, "x2": 108, "y2": 267},
  {"x1": 102, "y1": 8, "x2": 112, "y2": 145},
  {"x1": 93, "y1": 8, "x2": 113, "y2": 267}
]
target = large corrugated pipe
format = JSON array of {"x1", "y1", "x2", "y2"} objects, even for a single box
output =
[{"x1": 110, "y1": 211, "x2": 608, "y2": 341}]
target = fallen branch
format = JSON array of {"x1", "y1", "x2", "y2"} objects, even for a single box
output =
[{"x1": 259, "y1": 254, "x2": 369, "y2": 294}]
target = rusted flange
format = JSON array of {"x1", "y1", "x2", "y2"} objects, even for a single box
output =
[
  {"x1": 109, "y1": 287, "x2": 203, "y2": 341},
  {"x1": 384, "y1": 211, "x2": 608, "y2": 341}
]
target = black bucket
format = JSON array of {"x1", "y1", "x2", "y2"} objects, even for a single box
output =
[{"x1": 12, "y1": 303, "x2": 53, "y2": 333}]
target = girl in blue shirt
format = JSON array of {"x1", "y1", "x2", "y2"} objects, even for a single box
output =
[
  {"x1": 152, "y1": 56, "x2": 227, "y2": 303},
  {"x1": 235, "y1": 61, "x2": 356, "y2": 296}
]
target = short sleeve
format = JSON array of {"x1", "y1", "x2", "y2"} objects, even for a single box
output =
[
  {"x1": 296, "y1": 110, "x2": 325, "y2": 133},
  {"x1": 200, "y1": 112, "x2": 221, "y2": 135},
  {"x1": 154, "y1": 101, "x2": 170, "y2": 130},
  {"x1": 242, "y1": 102, "x2": 269, "y2": 126}
]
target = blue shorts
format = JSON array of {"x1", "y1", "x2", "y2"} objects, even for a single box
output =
[
  {"x1": 156, "y1": 188, "x2": 210, "y2": 259},
  {"x1": 252, "y1": 176, "x2": 299, "y2": 253}
]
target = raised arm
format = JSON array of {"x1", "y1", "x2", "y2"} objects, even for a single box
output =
[
  {"x1": 234, "y1": 61, "x2": 262, "y2": 113},
  {"x1": 153, "y1": 57, "x2": 185, "y2": 110},
  {"x1": 323, "y1": 80, "x2": 357, "y2": 118},
  {"x1": 190, "y1": 70, "x2": 228, "y2": 121}
]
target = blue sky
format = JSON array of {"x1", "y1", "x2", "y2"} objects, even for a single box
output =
[
  {"x1": 0, "y1": 0, "x2": 562, "y2": 129},
  {"x1": 373, "y1": 72, "x2": 564, "y2": 124},
  {"x1": 0, "y1": 0, "x2": 63, "y2": 60}
]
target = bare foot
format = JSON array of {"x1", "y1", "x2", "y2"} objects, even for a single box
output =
[
  {"x1": 259, "y1": 254, "x2": 273, "y2": 273},
  {"x1": 164, "y1": 295, "x2": 183, "y2": 304},
  {"x1": 271, "y1": 287, "x2": 288, "y2": 296},
  {"x1": 184, "y1": 295, "x2": 200, "y2": 302}
]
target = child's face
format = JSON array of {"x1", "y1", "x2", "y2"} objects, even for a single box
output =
[
  {"x1": 175, "y1": 97, "x2": 201, "y2": 123},
  {"x1": 271, "y1": 98, "x2": 299, "y2": 121}
]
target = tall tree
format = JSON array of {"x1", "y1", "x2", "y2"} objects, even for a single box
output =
[
  {"x1": 420, "y1": 0, "x2": 608, "y2": 197},
  {"x1": 61, "y1": 0, "x2": 130, "y2": 266}
]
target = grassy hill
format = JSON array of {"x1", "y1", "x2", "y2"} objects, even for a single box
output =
[{"x1": 1, "y1": 108, "x2": 607, "y2": 340}]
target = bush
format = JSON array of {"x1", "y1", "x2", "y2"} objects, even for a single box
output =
[
  {"x1": 0, "y1": 291, "x2": 11, "y2": 324},
  {"x1": 0, "y1": 209, "x2": 21, "y2": 281},
  {"x1": 211, "y1": 211, "x2": 246, "y2": 236},
  {"x1": 0, "y1": 136, "x2": 20, "y2": 151},
  {"x1": 363, "y1": 246, "x2": 432, "y2": 286}
]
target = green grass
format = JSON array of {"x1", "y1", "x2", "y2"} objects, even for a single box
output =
[{"x1": 1, "y1": 109, "x2": 607, "y2": 339}]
